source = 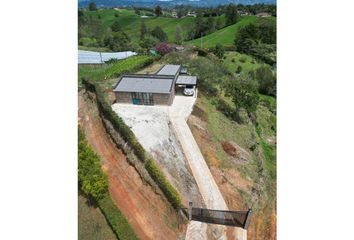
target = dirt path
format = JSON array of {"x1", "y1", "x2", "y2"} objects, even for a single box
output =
[{"x1": 78, "y1": 93, "x2": 184, "y2": 240}]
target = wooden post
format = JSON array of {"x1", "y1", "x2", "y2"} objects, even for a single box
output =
[{"x1": 188, "y1": 202, "x2": 193, "y2": 221}]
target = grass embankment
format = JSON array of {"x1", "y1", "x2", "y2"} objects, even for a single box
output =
[
  {"x1": 78, "y1": 194, "x2": 117, "y2": 240},
  {"x1": 78, "y1": 55, "x2": 154, "y2": 86},
  {"x1": 82, "y1": 8, "x2": 225, "y2": 44},
  {"x1": 223, "y1": 51, "x2": 266, "y2": 74},
  {"x1": 78, "y1": 128, "x2": 139, "y2": 240}
]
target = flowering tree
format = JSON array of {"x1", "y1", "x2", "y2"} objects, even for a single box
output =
[{"x1": 156, "y1": 42, "x2": 171, "y2": 55}]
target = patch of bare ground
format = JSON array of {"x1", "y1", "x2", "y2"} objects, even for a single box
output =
[
  {"x1": 78, "y1": 91, "x2": 186, "y2": 240},
  {"x1": 188, "y1": 107, "x2": 276, "y2": 240}
]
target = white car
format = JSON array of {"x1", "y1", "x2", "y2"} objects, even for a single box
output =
[{"x1": 183, "y1": 86, "x2": 195, "y2": 96}]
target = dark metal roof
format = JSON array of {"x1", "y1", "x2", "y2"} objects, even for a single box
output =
[
  {"x1": 176, "y1": 75, "x2": 197, "y2": 85},
  {"x1": 157, "y1": 64, "x2": 181, "y2": 76},
  {"x1": 113, "y1": 74, "x2": 174, "y2": 94}
]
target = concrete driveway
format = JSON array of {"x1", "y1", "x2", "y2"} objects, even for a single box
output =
[{"x1": 112, "y1": 92, "x2": 246, "y2": 240}]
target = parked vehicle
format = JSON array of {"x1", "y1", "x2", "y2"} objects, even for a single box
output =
[{"x1": 183, "y1": 85, "x2": 195, "y2": 96}]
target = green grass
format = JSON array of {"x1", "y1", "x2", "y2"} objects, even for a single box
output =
[
  {"x1": 78, "y1": 194, "x2": 117, "y2": 240},
  {"x1": 223, "y1": 51, "x2": 266, "y2": 74},
  {"x1": 189, "y1": 16, "x2": 276, "y2": 49},
  {"x1": 83, "y1": 9, "x2": 225, "y2": 44},
  {"x1": 78, "y1": 55, "x2": 153, "y2": 86}
]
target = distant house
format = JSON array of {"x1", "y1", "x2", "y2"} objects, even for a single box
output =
[
  {"x1": 186, "y1": 11, "x2": 197, "y2": 17},
  {"x1": 256, "y1": 12, "x2": 271, "y2": 17},
  {"x1": 113, "y1": 64, "x2": 197, "y2": 105}
]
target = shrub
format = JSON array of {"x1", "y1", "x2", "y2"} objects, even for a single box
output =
[
  {"x1": 78, "y1": 128, "x2": 108, "y2": 200},
  {"x1": 236, "y1": 65, "x2": 242, "y2": 74},
  {"x1": 196, "y1": 48, "x2": 208, "y2": 57},
  {"x1": 239, "y1": 56, "x2": 247, "y2": 63},
  {"x1": 231, "y1": 58, "x2": 236, "y2": 63},
  {"x1": 156, "y1": 42, "x2": 171, "y2": 55},
  {"x1": 145, "y1": 159, "x2": 182, "y2": 209}
]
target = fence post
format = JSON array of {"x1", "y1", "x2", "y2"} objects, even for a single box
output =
[
  {"x1": 188, "y1": 202, "x2": 193, "y2": 221},
  {"x1": 243, "y1": 208, "x2": 252, "y2": 229}
]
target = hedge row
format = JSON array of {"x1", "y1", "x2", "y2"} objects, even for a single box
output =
[
  {"x1": 104, "y1": 55, "x2": 154, "y2": 79},
  {"x1": 79, "y1": 128, "x2": 138, "y2": 240},
  {"x1": 82, "y1": 79, "x2": 183, "y2": 210},
  {"x1": 145, "y1": 159, "x2": 182, "y2": 209},
  {"x1": 98, "y1": 194, "x2": 139, "y2": 240},
  {"x1": 78, "y1": 128, "x2": 108, "y2": 200}
]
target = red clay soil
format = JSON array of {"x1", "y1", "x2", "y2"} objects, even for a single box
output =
[{"x1": 78, "y1": 93, "x2": 185, "y2": 240}]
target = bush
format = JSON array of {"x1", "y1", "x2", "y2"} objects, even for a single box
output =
[
  {"x1": 196, "y1": 48, "x2": 208, "y2": 57},
  {"x1": 239, "y1": 56, "x2": 247, "y2": 63},
  {"x1": 145, "y1": 159, "x2": 182, "y2": 209},
  {"x1": 79, "y1": 37, "x2": 98, "y2": 47},
  {"x1": 231, "y1": 58, "x2": 235, "y2": 63},
  {"x1": 236, "y1": 65, "x2": 242, "y2": 74},
  {"x1": 78, "y1": 128, "x2": 108, "y2": 200},
  {"x1": 156, "y1": 42, "x2": 171, "y2": 55}
]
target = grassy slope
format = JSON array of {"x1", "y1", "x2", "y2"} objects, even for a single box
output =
[
  {"x1": 78, "y1": 194, "x2": 117, "y2": 240},
  {"x1": 223, "y1": 51, "x2": 266, "y2": 74},
  {"x1": 189, "y1": 16, "x2": 276, "y2": 49},
  {"x1": 84, "y1": 9, "x2": 225, "y2": 44}
]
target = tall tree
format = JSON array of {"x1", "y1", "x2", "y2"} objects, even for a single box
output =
[
  {"x1": 213, "y1": 43, "x2": 225, "y2": 59},
  {"x1": 155, "y1": 5, "x2": 162, "y2": 17},
  {"x1": 151, "y1": 26, "x2": 168, "y2": 42},
  {"x1": 206, "y1": 16, "x2": 215, "y2": 34},
  {"x1": 140, "y1": 20, "x2": 148, "y2": 39},
  {"x1": 175, "y1": 25, "x2": 182, "y2": 44},
  {"x1": 225, "y1": 4, "x2": 238, "y2": 25},
  {"x1": 215, "y1": 17, "x2": 223, "y2": 30},
  {"x1": 224, "y1": 73, "x2": 259, "y2": 116},
  {"x1": 111, "y1": 20, "x2": 121, "y2": 32},
  {"x1": 88, "y1": 2, "x2": 97, "y2": 11}
]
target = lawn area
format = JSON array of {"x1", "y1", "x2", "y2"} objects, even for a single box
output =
[
  {"x1": 189, "y1": 16, "x2": 258, "y2": 48},
  {"x1": 78, "y1": 194, "x2": 117, "y2": 240},
  {"x1": 82, "y1": 9, "x2": 225, "y2": 44},
  {"x1": 223, "y1": 51, "x2": 266, "y2": 74}
]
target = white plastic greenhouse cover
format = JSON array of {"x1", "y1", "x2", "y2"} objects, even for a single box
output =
[{"x1": 78, "y1": 50, "x2": 137, "y2": 64}]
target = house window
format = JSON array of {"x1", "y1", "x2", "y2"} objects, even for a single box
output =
[{"x1": 131, "y1": 92, "x2": 154, "y2": 105}]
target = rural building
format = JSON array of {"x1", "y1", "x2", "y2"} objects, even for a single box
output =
[{"x1": 113, "y1": 64, "x2": 197, "y2": 105}]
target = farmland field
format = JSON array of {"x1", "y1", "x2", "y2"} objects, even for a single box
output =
[{"x1": 82, "y1": 8, "x2": 225, "y2": 44}]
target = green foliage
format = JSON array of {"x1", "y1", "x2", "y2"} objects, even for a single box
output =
[
  {"x1": 106, "y1": 31, "x2": 131, "y2": 52},
  {"x1": 78, "y1": 128, "x2": 108, "y2": 200},
  {"x1": 145, "y1": 159, "x2": 182, "y2": 209},
  {"x1": 98, "y1": 195, "x2": 139, "y2": 240},
  {"x1": 79, "y1": 37, "x2": 98, "y2": 47},
  {"x1": 254, "y1": 65, "x2": 276, "y2": 96},
  {"x1": 175, "y1": 25, "x2": 183, "y2": 45},
  {"x1": 223, "y1": 73, "x2": 259, "y2": 114},
  {"x1": 151, "y1": 26, "x2": 168, "y2": 42},
  {"x1": 139, "y1": 36, "x2": 158, "y2": 49},
  {"x1": 88, "y1": 2, "x2": 97, "y2": 11},
  {"x1": 155, "y1": 5, "x2": 162, "y2": 17},
  {"x1": 213, "y1": 43, "x2": 225, "y2": 59},
  {"x1": 140, "y1": 20, "x2": 148, "y2": 39},
  {"x1": 104, "y1": 56, "x2": 153, "y2": 79},
  {"x1": 236, "y1": 65, "x2": 242, "y2": 73},
  {"x1": 111, "y1": 20, "x2": 121, "y2": 32},
  {"x1": 225, "y1": 4, "x2": 239, "y2": 25}
]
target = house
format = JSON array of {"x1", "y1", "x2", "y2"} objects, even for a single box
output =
[
  {"x1": 256, "y1": 12, "x2": 271, "y2": 17},
  {"x1": 113, "y1": 64, "x2": 197, "y2": 105}
]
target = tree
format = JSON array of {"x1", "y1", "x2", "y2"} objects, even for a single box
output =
[
  {"x1": 111, "y1": 20, "x2": 121, "y2": 32},
  {"x1": 156, "y1": 42, "x2": 171, "y2": 55},
  {"x1": 213, "y1": 43, "x2": 225, "y2": 59},
  {"x1": 107, "y1": 31, "x2": 131, "y2": 51},
  {"x1": 215, "y1": 17, "x2": 223, "y2": 30},
  {"x1": 88, "y1": 2, "x2": 97, "y2": 11},
  {"x1": 139, "y1": 36, "x2": 158, "y2": 49},
  {"x1": 206, "y1": 16, "x2": 215, "y2": 34},
  {"x1": 234, "y1": 24, "x2": 258, "y2": 53},
  {"x1": 225, "y1": 4, "x2": 238, "y2": 25},
  {"x1": 175, "y1": 25, "x2": 182, "y2": 45},
  {"x1": 155, "y1": 5, "x2": 162, "y2": 17},
  {"x1": 255, "y1": 65, "x2": 276, "y2": 96},
  {"x1": 140, "y1": 20, "x2": 148, "y2": 39},
  {"x1": 151, "y1": 26, "x2": 168, "y2": 42},
  {"x1": 224, "y1": 73, "x2": 259, "y2": 116}
]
